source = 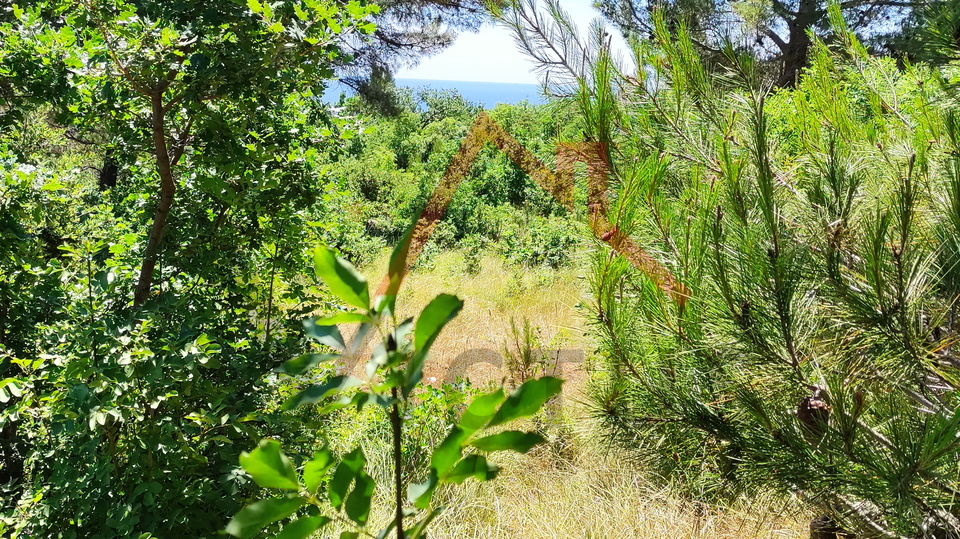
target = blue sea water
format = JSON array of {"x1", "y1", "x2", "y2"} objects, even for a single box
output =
[{"x1": 322, "y1": 78, "x2": 546, "y2": 109}]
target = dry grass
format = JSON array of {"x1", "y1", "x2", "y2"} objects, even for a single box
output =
[
  {"x1": 356, "y1": 248, "x2": 592, "y2": 391},
  {"x1": 350, "y1": 247, "x2": 807, "y2": 539},
  {"x1": 429, "y1": 414, "x2": 807, "y2": 539},
  {"x1": 360, "y1": 403, "x2": 808, "y2": 539}
]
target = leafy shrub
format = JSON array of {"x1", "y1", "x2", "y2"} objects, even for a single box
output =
[
  {"x1": 500, "y1": 213, "x2": 579, "y2": 268},
  {"x1": 460, "y1": 235, "x2": 486, "y2": 275},
  {"x1": 224, "y1": 242, "x2": 563, "y2": 539},
  {"x1": 325, "y1": 379, "x2": 473, "y2": 487}
]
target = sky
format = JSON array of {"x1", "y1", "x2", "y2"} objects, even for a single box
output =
[{"x1": 394, "y1": 0, "x2": 606, "y2": 85}]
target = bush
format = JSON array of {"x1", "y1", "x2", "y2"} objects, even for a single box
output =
[
  {"x1": 500, "y1": 213, "x2": 579, "y2": 268},
  {"x1": 223, "y1": 243, "x2": 563, "y2": 539}
]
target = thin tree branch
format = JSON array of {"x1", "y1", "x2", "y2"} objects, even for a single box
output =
[
  {"x1": 85, "y1": 0, "x2": 150, "y2": 96},
  {"x1": 764, "y1": 29, "x2": 788, "y2": 52}
]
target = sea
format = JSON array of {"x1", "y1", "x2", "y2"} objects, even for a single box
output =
[{"x1": 322, "y1": 78, "x2": 546, "y2": 109}]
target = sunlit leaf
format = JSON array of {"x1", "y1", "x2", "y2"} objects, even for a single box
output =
[
  {"x1": 329, "y1": 448, "x2": 364, "y2": 509},
  {"x1": 303, "y1": 318, "x2": 345, "y2": 351},
  {"x1": 406, "y1": 508, "x2": 442, "y2": 539},
  {"x1": 385, "y1": 221, "x2": 416, "y2": 296},
  {"x1": 239, "y1": 439, "x2": 299, "y2": 490},
  {"x1": 407, "y1": 469, "x2": 438, "y2": 509},
  {"x1": 275, "y1": 353, "x2": 339, "y2": 376},
  {"x1": 470, "y1": 431, "x2": 545, "y2": 453},
  {"x1": 444, "y1": 454, "x2": 499, "y2": 484},
  {"x1": 344, "y1": 471, "x2": 374, "y2": 525},
  {"x1": 225, "y1": 495, "x2": 305, "y2": 538},
  {"x1": 414, "y1": 294, "x2": 463, "y2": 351},
  {"x1": 406, "y1": 294, "x2": 462, "y2": 396},
  {"x1": 488, "y1": 377, "x2": 563, "y2": 428},
  {"x1": 312, "y1": 312, "x2": 369, "y2": 326},
  {"x1": 270, "y1": 515, "x2": 331, "y2": 539},
  {"x1": 458, "y1": 388, "x2": 505, "y2": 433},
  {"x1": 431, "y1": 426, "x2": 468, "y2": 478},
  {"x1": 303, "y1": 448, "x2": 333, "y2": 494},
  {"x1": 282, "y1": 376, "x2": 362, "y2": 410},
  {"x1": 314, "y1": 246, "x2": 369, "y2": 310}
]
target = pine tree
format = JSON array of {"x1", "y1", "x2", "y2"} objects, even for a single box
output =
[
  {"x1": 503, "y1": 1, "x2": 960, "y2": 536},
  {"x1": 594, "y1": 0, "x2": 921, "y2": 87}
]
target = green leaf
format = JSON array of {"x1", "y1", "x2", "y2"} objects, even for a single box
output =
[
  {"x1": 345, "y1": 471, "x2": 375, "y2": 525},
  {"x1": 445, "y1": 455, "x2": 499, "y2": 484},
  {"x1": 0, "y1": 379, "x2": 23, "y2": 403},
  {"x1": 406, "y1": 508, "x2": 442, "y2": 539},
  {"x1": 431, "y1": 426, "x2": 468, "y2": 478},
  {"x1": 458, "y1": 388, "x2": 505, "y2": 433},
  {"x1": 270, "y1": 515, "x2": 330, "y2": 539},
  {"x1": 225, "y1": 495, "x2": 305, "y2": 539},
  {"x1": 470, "y1": 431, "x2": 545, "y2": 453},
  {"x1": 385, "y1": 221, "x2": 416, "y2": 296},
  {"x1": 275, "y1": 353, "x2": 339, "y2": 375},
  {"x1": 318, "y1": 391, "x2": 393, "y2": 414},
  {"x1": 312, "y1": 312, "x2": 369, "y2": 326},
  {"x1": 303, "y1": 448, "x2": 333, "y2": 494},
  {"x1": 407, "y1": 469, "x2": 438, "y2": 509},
  {"x1": 314, "y1": 246, "x2": 369, "y2": 310},
  {"x1": 346, "y1": 323, "x2": 372, "y2": 356},
  {"x1": 414, "y1": 294, "x2": 463, "y2": 352},
  {"x1": 303, "y1": 318, "x2": 345, "y2": 350},
  {"x1": 488, "y1": 377, "x2": 563, "y2": 428},
  {"x1": 267, "y1": 21, "x2": 285, "y2": 33},
  {"x1": 372, "y1": 295, "x2": 396, "y2": 320},
  {"x1": 329, "y1": 448, "x2": 365, "y2": 509},
  {"x1": 405, "y1": 294, "x2": 462, "y2": 396},
  {"x1": 247, "y1": 0, "x2": 263, "y2": 13},
  {"x1": 377, "y1": 520, "x2": 398, "y2": 539},
  {"x1": 282, "y1": 376, "x2": 362, "y2": 410},
  {"x1": 340, "y1": 532, "x2": 360, "y2": 539},
  {"x1": 240, "y1": 439, "x2": 299, "y2": 490}
]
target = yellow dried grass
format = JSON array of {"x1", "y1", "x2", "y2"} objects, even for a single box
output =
[{"x1": 352, "y1": 247, "x2": 806, "y2": 539}]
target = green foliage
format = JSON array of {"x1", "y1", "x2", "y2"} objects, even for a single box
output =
[
  {"x1": 227, "y1": 244, "x2": 562, "y2": 539},
  {"x1": 330, "y1": 90, "x2": 580, "y2": 265},
  {"x1": 509, "y1": 4, "x2": 960, "y2": 537},
  {"x1": 0, "y1": 2, "x2": 389, "y2": 537},
  {"x1": 500, "y1": 212, "x2": 579, "y2": 268}
]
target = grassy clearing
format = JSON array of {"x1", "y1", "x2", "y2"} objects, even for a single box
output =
[
  {"x1": 355, "y1": 403, "x2": 807, "y2": 539},
  {"x1": 356, "y1": 247, "x2": 593, "y2": 390},
  {"x1": 428, "y1": 421, "x2": 806, "y2": 539},
  {"x1": 342, "y1": 246, "x2": 808, "y2": 538}
]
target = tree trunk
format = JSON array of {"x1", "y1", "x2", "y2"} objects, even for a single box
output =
[
  {"x1": 134, "y1": 92, "x2": 176, "y2": 306},
  {"x1": 776, "y1": 0, "x2": 818, "y2": 88},
  {"x1": 98, "y1": 149, "x2": 118, "y2": 191}
]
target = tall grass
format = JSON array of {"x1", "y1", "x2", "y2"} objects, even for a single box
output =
[
  {"x1": 358, "y1": 247, "x2": 591, "y2": 388},
  {"x1": 344, "y1": 246, "x2": 807, "y2": 538}
]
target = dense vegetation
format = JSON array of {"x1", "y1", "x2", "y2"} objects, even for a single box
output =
[
  {"x1": 501, "y1": 1, "x2": 960, "y2": 536},
  {"x1": 0, "y1": 3, "x2": 578, "y2": 534},
  {"x1": 5, "y1": 0, "x2": 960, "y2": 537}
]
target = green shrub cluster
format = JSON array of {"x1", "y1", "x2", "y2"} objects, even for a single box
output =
[
  {"x1": 329, "y1": 88, "x2": 582, "y2": 267},
  {"x1": 0, "y1": 8, "x2": 579, "y2": 537}
]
